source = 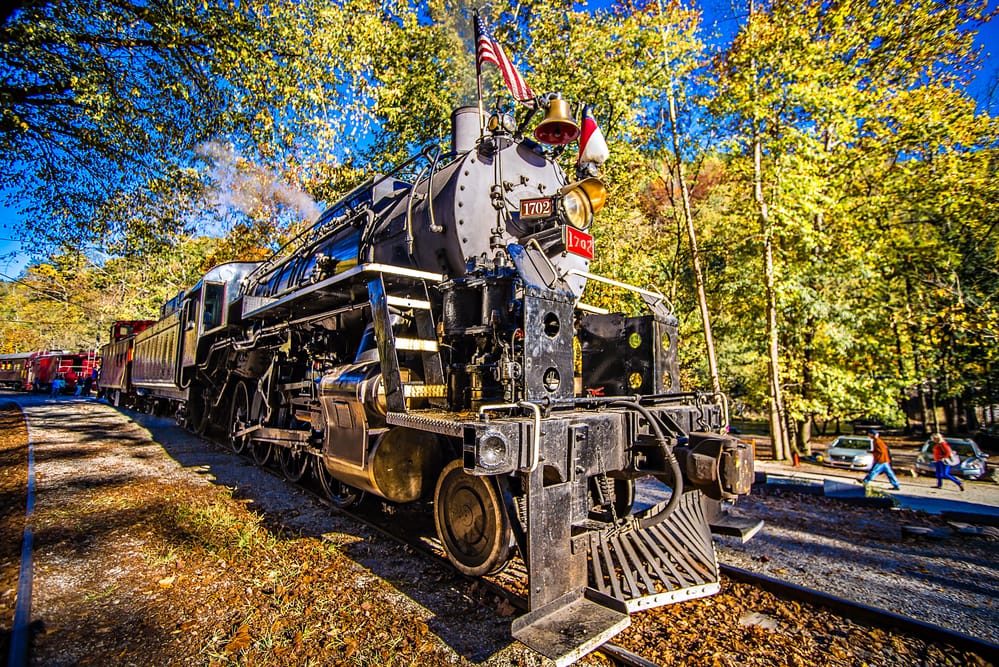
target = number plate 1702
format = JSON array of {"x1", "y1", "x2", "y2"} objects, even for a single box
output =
[{"x1": 519, "y1": 197, "x2": 554, "y2": 220}]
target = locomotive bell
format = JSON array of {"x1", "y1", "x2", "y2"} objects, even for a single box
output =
[{"x1": 534, "y1": 97, "x2": 580, "y2": 145}]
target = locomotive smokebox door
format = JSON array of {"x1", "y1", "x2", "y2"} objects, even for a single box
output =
[{"x1": 522, "y1": 287, "x2": 575, "y2": 402}]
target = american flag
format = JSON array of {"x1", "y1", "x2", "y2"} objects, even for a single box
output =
[{"x1": 475, "y1": 15, "x2": 534, "y2": 104}]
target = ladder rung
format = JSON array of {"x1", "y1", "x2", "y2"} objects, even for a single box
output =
[
  {"x1": 386, "y1": 295, "x2": 431, "y2": 310},
  {"x1": 395, "y1": 337, "x2": 438, "y2": 352},
  {"x1": 403, "y1": 383, "x2": 447, "y2": 398}
]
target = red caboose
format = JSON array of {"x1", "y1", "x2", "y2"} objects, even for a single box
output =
[{"x1": 26, "y1": 350, "x2": 99, "y2": 393}]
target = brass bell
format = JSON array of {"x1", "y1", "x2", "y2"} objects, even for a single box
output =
[{"x1": 533, "y1": 97, "x2": 580, "y2": 146}]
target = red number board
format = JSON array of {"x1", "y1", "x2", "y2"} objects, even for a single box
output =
[{"x1": 563, "y1": 226, "x2": 594, "y2": 260}]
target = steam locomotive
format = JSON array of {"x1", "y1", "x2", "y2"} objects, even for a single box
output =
[{"x1": 103, "y1": 94, "x2": 754, "y2": 664}]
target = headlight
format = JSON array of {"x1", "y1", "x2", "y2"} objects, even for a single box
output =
[
  {"x1": 559, "y1": 178, "x2": 607, "y2": 230},
  {"x1": 478, "y1": 432, "x2": 509, "y2": 469}
]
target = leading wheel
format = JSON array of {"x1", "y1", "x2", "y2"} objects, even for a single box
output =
[
  {"x1": 186, "y1": 388, "x2": 210, "y2": 435},
  {"x1": 313, "y1": 457, "x2": 365, "y2": 508},
  {"x1": 277, "y1": 446, "x2": 310, "y2": 482},
  {"x1": 433, "y1": 460, "x2": 512, "y2": 577},
  {"x1": 228, "y1": 382, "x2": 250, "y2": 455}
]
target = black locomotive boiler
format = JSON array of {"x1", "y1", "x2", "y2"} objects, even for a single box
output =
[{"x1": 116, "y1": 96, "x2": 754, "y2": 664}]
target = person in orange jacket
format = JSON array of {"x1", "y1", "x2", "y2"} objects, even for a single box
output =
[
  {"x1": 931, "y1": 433, "x2": 965, "y2": 492},
  {"x1": 862, "y1": 430, "x2": 901, "y2": 490}
]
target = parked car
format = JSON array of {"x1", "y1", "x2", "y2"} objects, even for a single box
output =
[
  {"x1": 820, "y1": 435, "x2": 874, "y2": 471},
  {"x1": 914, "y1": 437, "x2": 989, "y2": 480}
]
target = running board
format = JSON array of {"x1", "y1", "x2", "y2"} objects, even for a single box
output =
[
  {"x1": 587, "y1": 490, "x2": 721, "y2": 612},
  {"x1": 512, "y1": 591, "x2": 629, "y2": 667}
]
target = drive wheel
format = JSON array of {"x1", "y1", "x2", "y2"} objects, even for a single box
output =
[
  {"x1": 228, "y1": 382, "x2": 250, "y2": 455},
  {"x1": 250, "y1": 437, "x2": 272, "y2": 466},
  {"x1": 277, "y1": 446, "x2": 310, "y2": 482},
  {"x1": 313, "y1": 457, "x2": 365, "y2": 508},
  {"x1": 433, "y1": 460, "x2": 512, "y2": 576}
]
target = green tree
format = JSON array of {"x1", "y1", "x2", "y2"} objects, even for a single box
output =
[{"x1": 711, "y1": 0, "x2": 994, "y2": 454}]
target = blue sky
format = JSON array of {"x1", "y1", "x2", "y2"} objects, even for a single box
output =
[{"x1": 1, "y1": 0, "x2": 996, "y2": 281}]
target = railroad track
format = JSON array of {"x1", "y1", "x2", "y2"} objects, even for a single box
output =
[
  {"x1": 13, "y1": 398, "x2": 990, "y2": 667},
  {"x1": 209, "y1": 434, "x2": 999, "y2": 667},
  {"x1": 720, "y1": 565, "x2": 999, "y2": 666}
]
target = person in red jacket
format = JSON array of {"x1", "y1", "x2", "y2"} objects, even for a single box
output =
[
  {"x1": 931, "y1": 433, "x2": 965, "y2": 492},
  {"x1": 862, "y1": 430, "x2": 901, "y2": 490}
]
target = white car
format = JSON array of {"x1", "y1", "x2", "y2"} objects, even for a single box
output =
[{"x1": 821, "y1": 435, "x2": 874, "y2": 471}]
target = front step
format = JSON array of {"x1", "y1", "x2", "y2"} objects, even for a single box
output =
[
  {"x1": 512, "y1": 592, "x2": 629, "y2": 667},
  {"x1": 587, "y1": 490, "x2": 721, "y2": 612}
]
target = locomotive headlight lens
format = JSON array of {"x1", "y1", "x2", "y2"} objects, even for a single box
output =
[
  {"x1": 559, "y1": 178, "x2": 607, "y2": 230},
  {"x1": 562, "y1": 189, "x2": 591, "y2": 229},
  {"x1": 478, "y1": 432, "x2": 509, "y2": 469},
  {"x1": 487, "y1": 113, "x2": 517, "y2": 134}
]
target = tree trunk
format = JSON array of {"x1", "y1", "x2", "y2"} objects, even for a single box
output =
[
  {"x1": 655, "y1": 0, "x2": 722, "y2": 407},
  {"x1": 756, "y1": 139, "x2": 789, "y2": 461},
  {"x1": 795, "y1": 418, "x2": 812, "y2": 455},
  {"x1": 747, "y1": 0, "x2": 789, "y2": 461},
  {"x1": 668, "y1": 94, "x2": 721, "y2": 399}
]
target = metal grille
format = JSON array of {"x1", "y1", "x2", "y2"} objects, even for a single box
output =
[{"x1": 587, "y1": 490, "x2": 720, "y2": 612}]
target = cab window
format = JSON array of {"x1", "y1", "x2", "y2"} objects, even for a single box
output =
[{"x1": 203, "y1": 283, "x2": 225, "y2": 330}]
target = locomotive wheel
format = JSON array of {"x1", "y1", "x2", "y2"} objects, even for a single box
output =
[
  {"x1": 228, "y1": 382, "x2": 250, "y2": 455},
  {"x1": 433, "y1": 460, "x2": 512, "y2": 577},
  {"x1": 313, "y1": 458, "x2": 365, "y2": 508},
  {"x1": 186, "y1": 391, "x2": 210, "y2": 435},
  {"x1": 250, "y1": 438, "x2": 272, "y2": 466},
  {"x1": 277, "y1": 446, "x2": 309, "y2": 482}
]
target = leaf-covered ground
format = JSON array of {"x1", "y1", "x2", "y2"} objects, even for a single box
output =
[{"x1": 1, "y1": 398, "x2": 994, "y2": 667}]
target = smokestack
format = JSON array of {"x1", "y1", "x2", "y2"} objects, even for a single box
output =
[{"x1": 451, "y1": 107, "x2": 481, "y2": 154}]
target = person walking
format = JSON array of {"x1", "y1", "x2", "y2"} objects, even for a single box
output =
[
  {"x1": 862, "y1": 430, "x2": 900, "y2": 490},
  {"x1": 50, "y1": 374, "x2": 64, "y2": 399},
  {"x1": 931, "y1": 433, "x2": 965, "y2": 492}
]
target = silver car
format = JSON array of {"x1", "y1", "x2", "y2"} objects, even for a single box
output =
[
  {"x1": 821, "y1": 435, "x2": 874, "y2": 471},
  {"x1": 914, "y1": 437, "x2": 989, "y2": 480}
]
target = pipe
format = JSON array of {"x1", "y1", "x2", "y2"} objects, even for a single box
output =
[{"x1": 611, "y1": 400, "x2": 683, "y2": 527}]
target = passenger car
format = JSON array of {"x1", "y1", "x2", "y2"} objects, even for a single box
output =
[
  {"x1": 821, "y1": 436, "x2": 874, "y2": 471},
  {"x1": 914, "y1": 437, "x2": 989, "y2": 480}
]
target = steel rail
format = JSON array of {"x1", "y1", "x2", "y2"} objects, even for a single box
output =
[{"x1": 249, "y1": 451, "x2": 999, "y2": 667}]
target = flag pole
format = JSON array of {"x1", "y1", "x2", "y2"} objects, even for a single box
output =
[{"x1": 473, "y1": 10, "x2": 485, "y2": 132}]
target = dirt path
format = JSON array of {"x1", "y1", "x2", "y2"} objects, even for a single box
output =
[{"x1": 0, "y1": 394, "x2": 564, "y2": 666}]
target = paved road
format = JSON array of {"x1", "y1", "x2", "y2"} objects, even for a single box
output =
[{"x1": 755, "y1": 458, "x2": 999, "y2": 518}]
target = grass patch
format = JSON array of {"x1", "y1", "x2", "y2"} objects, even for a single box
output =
[{"x1": 164, "y1": 496, "x2": 279, "y2": 558}]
